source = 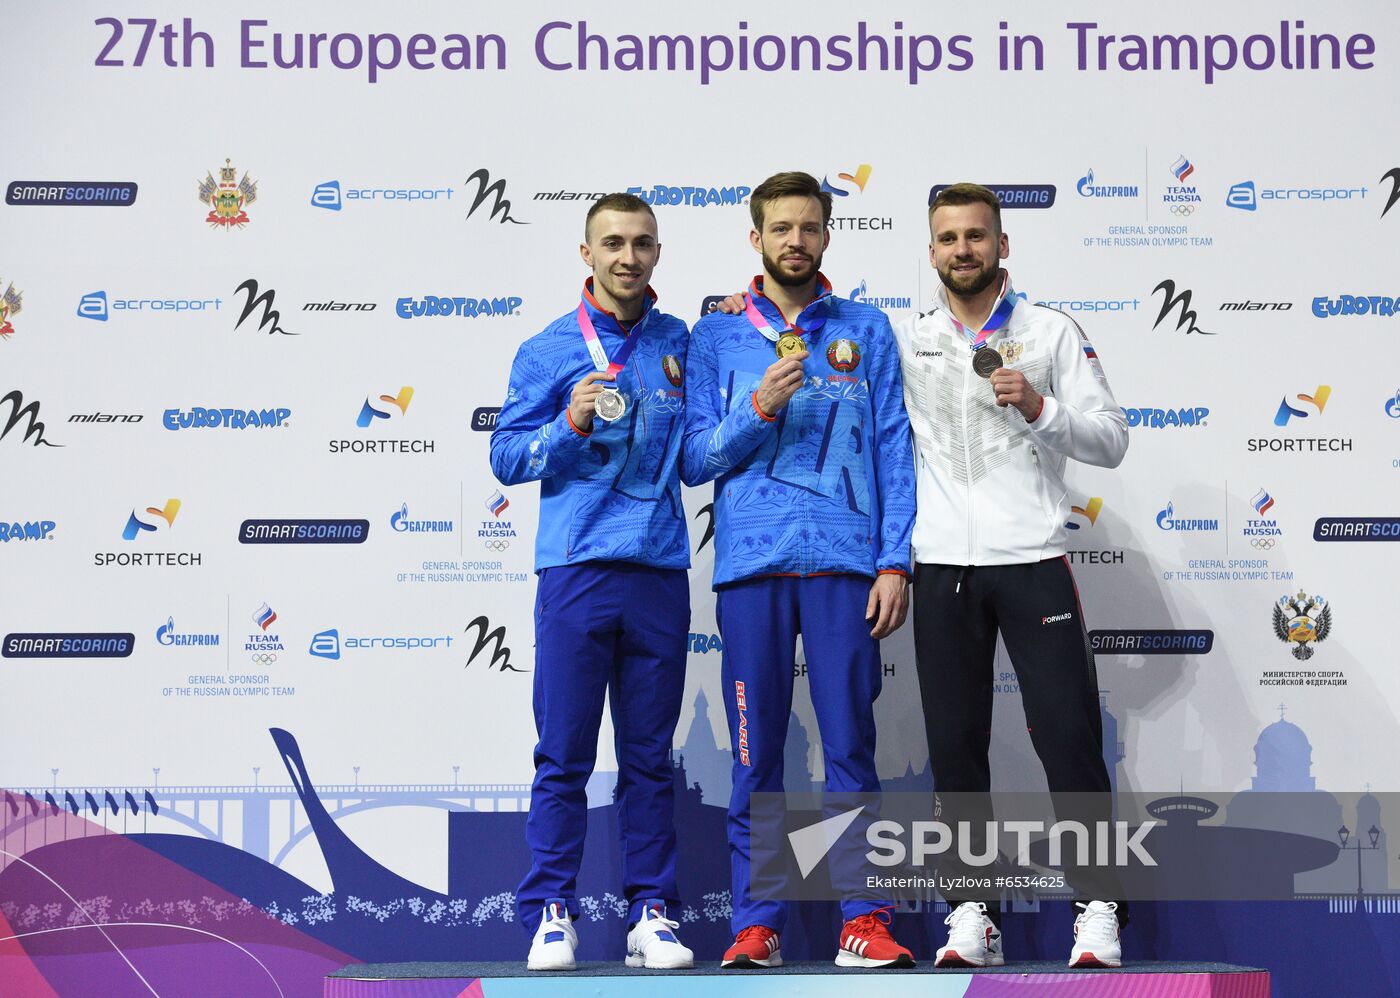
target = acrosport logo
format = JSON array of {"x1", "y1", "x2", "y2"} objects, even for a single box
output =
[
  {"x1": 310, "y1": 627, "x2": 454, "y2": 660},
  {"x1": 79, "y1": 291, "x2": 222, "y2": 320},
  {"x1": 312, "y1": 179, "x2": 455, "y2": 210}
]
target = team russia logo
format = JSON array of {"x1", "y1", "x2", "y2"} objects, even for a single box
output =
[
  {"x1": 827, "y1": 338, "x2": 861, "y2": 373},
  {"x1": 663, "y1": 354, "x2": 683, "y2": 387}
]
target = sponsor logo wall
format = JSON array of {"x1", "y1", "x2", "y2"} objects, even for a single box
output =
[{"x1": 2, "y1": 2, "x2": 1398, "y2": 991}]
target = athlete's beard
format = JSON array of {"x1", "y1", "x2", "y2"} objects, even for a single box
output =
[
  {"x1": 939, "y1": 258, "x2": 1000, "y2": 299},
  {"x1": 762, "y1": 245, "x2": 823, "y2": 288}
]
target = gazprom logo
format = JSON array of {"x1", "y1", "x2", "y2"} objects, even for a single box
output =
[
  {"x1": 309, "y1": 628, "x2": 341, "y2": 660},
  {"x1": 1227, "y1": 181, "x2": 1257, "y2": 211},
  {"x1": 312, "y1": 181, "x2": 342, "y2": 211},
  {"x1": 78, "y1": 291, "x2": 108, "y2": 321}
]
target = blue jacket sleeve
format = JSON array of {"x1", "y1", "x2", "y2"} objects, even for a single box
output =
[
  {"x1": 680, "y1": 319, "x2": 776, "y2": 487},
  {"x1": 868, "y1": 315, "x2": 916, "y2": 575},
  {"x1": 489, "y1": 340, "x2": 593, "y2": 486}
]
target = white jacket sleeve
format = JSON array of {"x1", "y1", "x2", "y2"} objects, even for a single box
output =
[{"x1": 1025, "y1": 313, "x2": 1128, "y2": 469}]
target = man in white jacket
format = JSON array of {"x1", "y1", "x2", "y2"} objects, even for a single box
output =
[{"x1": 894, "y1": 183, "x2": 1129, "y2": 969}]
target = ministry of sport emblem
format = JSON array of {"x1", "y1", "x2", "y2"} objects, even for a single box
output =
[
  {"x1": 663, "y1": 354, "x2": 683, "y2": 387},
  {"x1": 1272, "y1": 590, "x2": 1332, "y2": 661},
  {"x1": 0, "y1": 280, "x2": 22, "y2": 340},
  {"x1": 827, "y1": 338, "x2": 861, "y2": 373},
  {"x1": 998, "y1": 340, "x2": 1024, "y2": 364},
  {"x1": 198, "y1": 158, "x2": 258, "y2": 229}
]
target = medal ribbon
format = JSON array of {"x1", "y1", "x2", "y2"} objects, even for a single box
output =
[
  {"x1": 577, "y1": 280, "x2": 648, "y2": 376},
  {"x1": 949, "y1": 271, "x2": 1017, "y2": 351},
  {"x1": 741, "y1": 275, "x2": 832, "y2": 342}
]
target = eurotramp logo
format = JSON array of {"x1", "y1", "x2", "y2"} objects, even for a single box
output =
[{"x1": 0, "y1": 518, "x2": 56, "y2": 543}]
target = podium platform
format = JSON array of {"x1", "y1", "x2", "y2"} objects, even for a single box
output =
[{"x1": 326, "y1": 961, "x2": 1269, "y2": 997}]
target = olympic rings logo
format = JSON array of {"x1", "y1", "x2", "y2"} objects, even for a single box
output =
[
  {"x1": 1250, "y1": 538, "x2": 1277, "y2": 550},
  {"x1": 483, "y1": 540, "x2": 510, "y2": 552},
  {"x1": 250, "y1": 653, "x2": 277, "y2": 664},
  {"x1": 1167, "y1": 204, "x2": 1196, "y2": 216}
]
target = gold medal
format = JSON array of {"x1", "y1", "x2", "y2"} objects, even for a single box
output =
[{"x1": 776, "y1": 332, "x2": 805, "y2": 359}]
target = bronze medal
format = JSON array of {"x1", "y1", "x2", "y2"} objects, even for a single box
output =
[{"x1": 972, "y1": 347, "x2": 1004, "y2": 379}]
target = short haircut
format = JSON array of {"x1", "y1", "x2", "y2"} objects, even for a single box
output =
[
  {"x1": 584, "y1": 193, "x2": 657, "y2": 241},
  {"x1": 749, "y1": 171, "x2": 832, "y2": 231},
  {"x1": 928, "y1": 183, "x2": 1003, "y2": 234}
]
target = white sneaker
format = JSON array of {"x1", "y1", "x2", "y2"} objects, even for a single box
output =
[
  {"x1": 1069, "y1": 900, "x2": 1122, "y2": 968},
  {"x1": 526, "y1": 898, "x2": 577, "y2": 971},
  {"x1": 625, "y1": 899, "x2": 695, "y2": 969},
  {"x1": 934, "y1": 901, "x2": 1004, "y2": 967}
]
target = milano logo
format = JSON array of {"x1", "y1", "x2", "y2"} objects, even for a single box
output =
[
  {"x1": 1381, "y1": 168, "x2": 1400, "y2": 220},
  {"x1": 234, "y1": 279, "x2": 296, "y2": 335},
  {"x1": 0, "y1": 390, "x2": 62, "y2": 447},
  {"x1": 463, "y1": 616, "x2": 526, "y2": 672},
  {"x1": 464, "y1": 169, "x2": 527, "y2": 225},
  {"x1": 1151, "y1": 280, "x2": 1215, "y2": 336}
]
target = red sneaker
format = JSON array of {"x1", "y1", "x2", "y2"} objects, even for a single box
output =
[
  {"x1": 837, "y1": 909, "x2": 915, "y2": 968},
  {"x1": 721, "y1": 925, "x2": 782, "y2": 968}
]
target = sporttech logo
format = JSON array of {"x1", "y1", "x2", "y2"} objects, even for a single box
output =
[
  {"x1": 1152, "y1": 280, "x2": 1214, "y2": 335},
  {"x1": 122, "y1": 499, "x2": 181, "y2": 541},
  {"x1": 1274, "y1": 386, "x2": 1331, "y2": 427},
  {"x1": 821, "y1": 165, "x2": 872, "y2": 198},
  {"x1": 357, "y1": 387, "x2": 414, "y2": 427}
]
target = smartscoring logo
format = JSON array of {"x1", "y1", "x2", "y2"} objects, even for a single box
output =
[
  {"x1": 1076, "y1": 168, "x2": 1138, "y2": 199},
  {"x1": 238, "y1": 519, "x2": 369, "y2": 544},
  {"x1": 156, "y1": 616, "x2": 220, "y2": 648},
  {"x1": 1155, "y1": 501, "x2": 1218, "y2": 532},
  {"x1": 470, "y1": 406, "x2": 500, "y2": 431},
  {"x1": 312, "y1": 179, "x2": 455, "y2": 210},
  {"x1": 391, "y1": 503, "x2": 454, "y2": 533},
  {"x1": 1090, "y1": 629, "x2": 1214, "y2": 654},
  {"x1": 309, "y1": 627, "x2": 454, "y2": 661},
  {"x1": 1123, "y1": 406, "x2": 1209, "y2": 428},
  {"x1": 395, "y1": 295, "x2": 522, "y2": 319},
  {"x1": 0, "y1": 519, "x2": 56, "y2": 542},
  {"x1": 1311, "y1": 295, "x2": 1399, "y2": 318},
  {"x1": 163, "y1": 407, "x2": 291, "y2": 430},
  {"x1": 78, "y1": 290, "x2": 222, "y2": 320},
  {"x1": 6, "y1": 181, "x2": 138, "y2": 206},
  {"x1": 2, "y1": 633, "x2": 135, "y2": 658},
  {"x1": 930, "y1": 183, "x2": 1056, "y2": 209},
  {"x1": 1313, "y1": 517, "x2": 1400, "y2": 541}
]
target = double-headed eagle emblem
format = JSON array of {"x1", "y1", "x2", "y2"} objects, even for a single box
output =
[{"x1": 1273, "y1": 591, "x2": 1332, "y2": 661}]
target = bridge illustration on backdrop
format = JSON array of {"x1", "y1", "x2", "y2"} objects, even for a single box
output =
[{"x1": 2, "y1": 777, "x2": 530, "y2": 869}]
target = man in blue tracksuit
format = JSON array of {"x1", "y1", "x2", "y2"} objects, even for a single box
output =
[
  {"x1": 491, "y1": 193, "x2": 694, "y2": 972},
  {"x1": 682, "y1": 171, "x2": 917, "y2": 969}
]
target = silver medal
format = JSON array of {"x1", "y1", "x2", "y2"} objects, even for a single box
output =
[{"x1": 594, "y1": 388, "x2": 627, "y2": 422}]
